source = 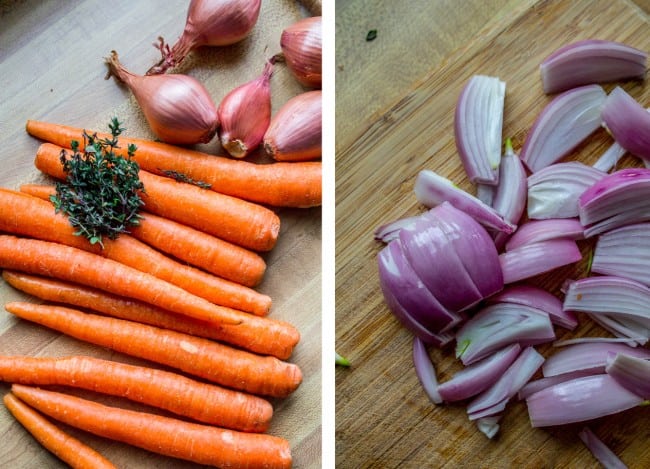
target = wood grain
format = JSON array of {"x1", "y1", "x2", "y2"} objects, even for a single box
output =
[
  {"x1": 336, "y1": 0, "x2": 650, "y2": 467},
  {"x1": 0, "y1": 1, "x2": 321, "y2": 468}
]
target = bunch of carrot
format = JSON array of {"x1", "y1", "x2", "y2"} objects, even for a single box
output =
[{"x1": 0, "y1": 118, "x2": 313, "y2": 468}]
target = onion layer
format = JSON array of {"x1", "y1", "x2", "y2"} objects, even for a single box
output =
[{"x1": 601, "y1": 87, "x2": 650, "y2": 163}]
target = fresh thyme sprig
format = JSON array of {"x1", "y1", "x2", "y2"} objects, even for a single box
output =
[
  {"x1": 51, "y1": 117, "x2": 145, "y2": 247},
  {"x1": 159, "y1": 169, "x2": 212, "y2": 189}
]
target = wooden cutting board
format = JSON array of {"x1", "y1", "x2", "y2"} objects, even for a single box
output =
[
  {"x1": 336, "y1": 0, "x2": 650, "y2": 467},
  {"x1": 0, "y1": 1, "x2": 321, "y2": 468}
]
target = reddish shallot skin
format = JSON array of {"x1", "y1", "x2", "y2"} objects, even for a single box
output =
[
  {"x1": 218, "y1": 60, "x2": 274, "y2": 158},
  {"x1": 280, "y1": 16, "x2": 322, "y2": 89},
  {"x1": 105, "y1": 51, "x2": 218, "y2": 145},
  {"x1": 148, "y1": 0, "x2": 262, "y2": 75},
  {"x1": 264, "y1": 90, "x2": 322, "y2": 161}
]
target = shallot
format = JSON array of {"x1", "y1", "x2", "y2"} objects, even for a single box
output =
[
  {"x1": 148, "y1": 0, "x2": 262, "y2": 75},
  {"x1": 280, "y1": 16, "x2": 322, "y2": 89},
  {"x1": 218, "y1": 59, "x2": 274, "y2": 158},
  {"x1": 105, "y1": 51, "x2": 218, "y2": 145},
  {"x1": 264, "y1": 90, "x2": 322, "y2": 161}
]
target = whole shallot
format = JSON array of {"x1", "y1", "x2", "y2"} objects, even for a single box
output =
[
  {"x1": 264, "y1": 90, "x2": 322, "y2": 161},
  {"x1": 105, "y1": 51, "x2": 218, "y2": 145},
  {"x1": 148, "y1": 0, "x2": 262, "y2": 75},
  {"x1": 218, "y1": 59, "x2": 274, "y2": 158},
  {"x1": 280, "y1": 16, "x2": 322, "y2": 89}
]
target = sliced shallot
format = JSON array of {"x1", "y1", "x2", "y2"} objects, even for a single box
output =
[
  {"x1": 606, "y1": 352, "x2": 650, "y2": 400},
  {"x1": 454, "y1": 75, "x2": 506, "y2": 184},
  {"x1": 487, "y1": 284, "x2": 577, "y2": 330},
  {"x1": 601, "y1": 87, "x2": 650, "y2": 163},
  {"x1": 579, "y1": 168, "x2": 650, "y2": 237},
  {"x1": 437, "y1": 344, "x2": 521, "y2": 402},
  {"x1": 467, "y1": 346, "x2": 544, "y2": 420},
  {"x1": 498, "y1": 239, "x2": 582, "y2": 284},
  {"x1": 455, "y1": 303, "x2": 554, "y2": 366},
  {"x1": 525, "y1": 374, "x2": 644, "y2": 427},
  {"x1": 527, "y1": 162, "x2": 606, "y2": 219},
  {"x1": 592, "y1": 222, "x2": 650, "y2": 286},
  {"x1": 413, "y1": 337, "x2": 442, "y2": 404},
  {"x1": 578, "y1": 427, "x2": 629, "y2": 469},
  {"x1": 505, "y1": 218, "x2": 584, "y2": 251},
  {"x1": 520, "y1": 84, "x2": 606, "y2": 173},
  {"x1": 414, "y1": 170, "x2": 515, "y2": 233},
  {"x1": 540, "y1": 39, "x2": 647, "y2": 94}
]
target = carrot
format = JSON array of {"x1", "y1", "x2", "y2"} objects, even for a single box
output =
[
  {"x1": 26, "y1": 119, "x2": 321, "y2": 208},
  {"x1": 10, "y1": 384, "x2": 293, "y2": 469},
  {"x1": 5, "y1": 302, "x2": 302, "y2": 398},
  {"x1": 19, "y1": 183, "x2": 267, "y2": 287},
  {"x1": 3, "y1": 392, "x2": 117, "y2": 469},
  {"x1": 0, "y1": 269, "x2": 299, "y2": 360},
  {"x1": 34, "y1": 142, "x2": 281, "y2": 252},
  {"x1": 0, "y1": 355, "x2": 273, "y2": 432},
  {"x1": 0, "y1": 188, "x2": 271, "y2": 315}
]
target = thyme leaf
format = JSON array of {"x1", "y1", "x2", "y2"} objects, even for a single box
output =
[{"x1": 51, "y1": 118, "x2": 145, "y2": 248}]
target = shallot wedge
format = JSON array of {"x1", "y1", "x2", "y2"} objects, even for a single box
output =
[
  {"x1": 579, "y1": 166, "x2": 650, "y2": 237},
  {"x1": 437, "y1": 344, "x2": 521, "y2": 402},
  {"x1": 578, "y1": 427, "x2": 629, "y2": 469},
  {"x1": 467, "y1": 346, "x2": 544, "y2": 420},
  {"x1": 540, "y1": 39, "x2": 647, "y2": 94},
  {"x1": 505, "y1": 219, "x2": 584, "y2": 251},
  {"x1": 454, "y1": 75, "x2": 506, "y2": 184},
  {"x1": 592, "y1": 223, "x2": 650, "y2": 286},
  {"x1": 606, "y1": 353, "x2": 650, "y2": 400},
  {"x1": 601, "y1": 87, "x2": 650, "y2": 163},
  {"x1": 414, "y1": 170, "x2": 515, "y2": 233},
  {"x1": 520, "y1": 85, "x2": 606, "y2": 173},
  {"x1": 541, "y1": 342, "x2": 650, "y2": 378},
  {"x1": 455, "y1": 303, "x2": 554, "y2": 366},
  {"x1": 525, "y1": 374, "x2": 644, "y2": 427},
  {"x1": 527, "y1": 162, "x2": 606, "y2": 219},
  {"x1": 498, "y1": 239, "x2": 582, "y2": 284},
  {"x1": 413, "y1": 337, "x2": 442, "y2": 404},
  {"x1": 487, "y1": 284, "x2": 577, "y2": 330}
]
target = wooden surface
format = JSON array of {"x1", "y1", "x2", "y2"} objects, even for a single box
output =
[
  {"x1": 0, "y1": 1, "x2": 321, "y2": 468},
  {"x1": 336, "y1": 0, "x2": 650, "y2": 468}
]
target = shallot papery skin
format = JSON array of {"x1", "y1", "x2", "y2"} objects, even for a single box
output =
[
  {"x1": 264, "y1": 90, "x2": 322, "y2": 161},
  {"x1": 540, "y1": 39, "x2": 647, "y2": 94},
  {"x1": 218, "y1": 60, "x2": 274, "y2": 158},
  {"x1": 148, "y1": 0, "x2": 262, "y2": 75},
  {"x1": 105, "y1": 51, "x2": 218, "y2": 145},
  {"x1": 281, "y1": 16, "x2": 322, "y2": 89}
]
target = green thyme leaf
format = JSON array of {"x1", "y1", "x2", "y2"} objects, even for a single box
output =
[{"x1": 51, "y1": 119, "x2": 145, "y2": 248}]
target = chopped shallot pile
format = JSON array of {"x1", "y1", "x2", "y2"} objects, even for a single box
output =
[{"x1": 375, "y1": 39, "x2": 649, "y2": 468}]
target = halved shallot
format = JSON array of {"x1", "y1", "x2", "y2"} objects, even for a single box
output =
[
  {"x1": 454, "y1": 75, "x2": 506, "y2": 185},
  {"x1": 540, "y1": 39, "x2": 647, "y2": 94},
  {"x1": 520, "y1": 84, "x2": 606, "y2": 173}
]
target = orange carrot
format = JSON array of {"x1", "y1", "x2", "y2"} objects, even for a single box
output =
[
  {"x1": 0, "y1": 188, "x2": 271, "y2": 315},
  {"x1": 20, "y1": 183, "x2": 267, "y2": 287},
  {"x1": 26, "y1": 119, "x2": 321, "y2": 208},
  {"x1": 5, "y1": 302, "x2": 302, "y2": 398},
  {"x1": 11, "y1": 384, "x2": 293, "y2": 469},
  {"x1": 34, "y1": 142, "x2": 281, "y2": 252},
  {"x1": 3, "y1": 392, "x2": 117, "y2": 469},
  {"x1": 1, "y1": 270, "x2": 299, "y2": 360},
  {"x1": 0, "y1": 355, "x2": 273, "y2": 432}
]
